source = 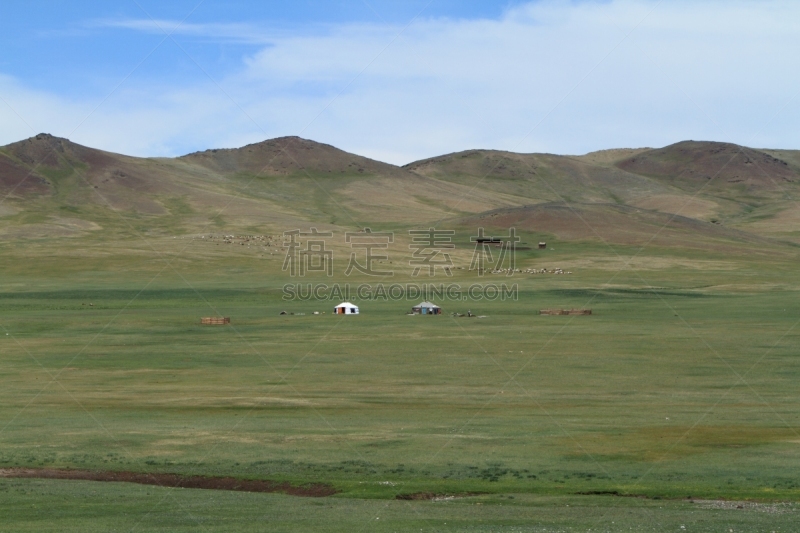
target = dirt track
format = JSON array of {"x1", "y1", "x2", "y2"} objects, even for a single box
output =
[{"x1": 0, "y1": 468, "x2": 337, "y2": 497}]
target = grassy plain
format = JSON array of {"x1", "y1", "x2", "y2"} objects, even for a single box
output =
[
  {"x1": 4, "y1": 134, "x2": 800, "y2": 529},
  {"x1": 2, "y1": 228, "x2": 800, "y2": 531}
]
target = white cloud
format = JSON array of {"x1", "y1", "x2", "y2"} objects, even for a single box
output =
[
  {"x1": 2, "y1": 0, "x2": 800, "y2": 164},
  {"x1": 89, "y1": 18, "x2": 279, "y2": 44}
]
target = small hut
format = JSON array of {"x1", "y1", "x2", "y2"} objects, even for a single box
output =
[
  {"x1": 411, "y1": 301, "x2": 442, "y2": 315},
  {"x1": 334, "y1": 302, "x2": 359, "y2": 315},
  {"x1": 538, "y1": 242, "x2": 547, "y2": 249}
]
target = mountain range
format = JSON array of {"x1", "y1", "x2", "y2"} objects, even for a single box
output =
[{"x1": 2, "y1": 133, "x2": 800, "y2": 249}]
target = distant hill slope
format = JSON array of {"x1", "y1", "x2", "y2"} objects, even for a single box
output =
[
  {"x1": 571, "y1": 147, "x2": 652, "y2": 166},
  {"x1": 180, "y1": 136, "x2": 409, "y2": 178},
  {"x1": 0, "y1": 134, "x2": 177, "y2": 214},
  {"x1": 176, "y1": 136, "x2": 524, "y2": 225},
  {"x1": 2, "y1": 134, "x2": 800, "y2": 246},
  {"x1": 456, "y1": 202, "x2": 771, "y2": 253},
  {"x1": 405, "y1": 140, "x2": 800, "y2": 242},
  {"x1": 403, "y1": 149, "x2": 676, "y2": 206},
  {"x1": 0, "y1": 134, "x2": 520, "y2": 237},
  {"x1": 0, "y1": 134, "x2": 88, "y2": 197},
  {"x1": 611, "y1": 141, "x2": 800, "y2": 239},
  {"x1": 615, "y1": 141, "x2": 800, "y2": 191}
]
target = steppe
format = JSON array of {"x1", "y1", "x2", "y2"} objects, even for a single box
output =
[{"x1": 3, "y1": 134, "x2": 800, "y2": 531}]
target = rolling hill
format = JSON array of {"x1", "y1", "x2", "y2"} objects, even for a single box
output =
[
  {"x1": 2, "y1": 134, "x2": 800, "y2": 246},
  {"x1": 615, "y1": 140, "x2": 799, "y2": 191},
  {"x1": 403, "y1": 148, "x2": 676, "y2": 206},
  {"x1": 407, "y1": 141, "x2": 800, "y2": 242},
  {"x1": 179, "y1": 135, "x2": 409, "y2": 178},
  {"x1": 0, "y1": 134, "x2": 518, "y2": 237}
]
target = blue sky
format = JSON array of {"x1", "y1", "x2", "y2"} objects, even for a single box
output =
[
  {"x1": 1, "y1": 1, "x2": 799, "y2": 163},
  {"x1": 0, "y1": 1, "x2": 513, "y2": 95}
]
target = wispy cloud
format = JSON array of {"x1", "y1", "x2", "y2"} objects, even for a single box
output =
[{"x1": 88, "y1": 18, "x2": 273, "y2": 44}]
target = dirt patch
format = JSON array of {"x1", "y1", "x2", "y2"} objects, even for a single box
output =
[
  {"x1": 0, "y1": 468, "x2": 337, "y2": 497},
  {"x1": 396, "y1": 492, "x2": 482, "y2": 501},
  {"x1": 576, "y1": 490, "x2": 648, "y2": 499}
]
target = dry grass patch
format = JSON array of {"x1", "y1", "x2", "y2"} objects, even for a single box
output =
[{"x1": 561, "y1": 426, "x2": 798, "y2": 462}]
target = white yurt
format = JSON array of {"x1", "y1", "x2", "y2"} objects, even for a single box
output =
[{"x1": 333, "y1": 302, "x2": 359, "y2": 315}]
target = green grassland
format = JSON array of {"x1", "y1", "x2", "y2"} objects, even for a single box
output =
[
  {"x1": 3, "y1": 135, "x2": 800, "y2": 530},
  {"x1": 2, "y1": 480, "x2": 798, "y2": 533},
  {"x1": 2, "y1": 229, "x2": 800, "y2": 531}
]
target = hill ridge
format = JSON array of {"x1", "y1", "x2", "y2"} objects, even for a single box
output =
[
  {"x1": 3, "y1": 135, "x2": 800, "y2": 245},
  {"x1": 178, "y1": 135, "x2": 408, "y2": 177}
]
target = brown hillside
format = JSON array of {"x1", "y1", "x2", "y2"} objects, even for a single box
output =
[
  {"x1": 2, "y1": 134, "x2": 202, "y2": 214},
  {"x1": 0, "y1": 155, "x2": 50, "y2": 196},
  {"x1": 180, "y1": 136, "x2": 409, "y2": 178},
  {"x1": 0, "y1": 133, "x2": 151, "y2": 191},
  {"x1": 0, "y1": 133, "x2": 90, "y2": 196},
  {"x1": 3, "y1": 133, "x2": 85, "y2": 167},
  {"x1": 458, "y1": 202, "x2": 767, "y2": 251},
  {"x1": 616, "y1": 141, "x2": 799, "y2": 189},
  {"x1": 760, "y1": 148, "x2": 800, "y2": 170}
]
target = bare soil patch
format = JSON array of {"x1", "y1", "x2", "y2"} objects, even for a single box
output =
[
  {"x1": 396, "y1": 492, "x2": 482, "y2": 501},
  {"x1": 576, "y1": 490, "x2": 648, "y2": 498},
  {"x1": 0, "y1": 467, "x2": 337, "y2": 497}
]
